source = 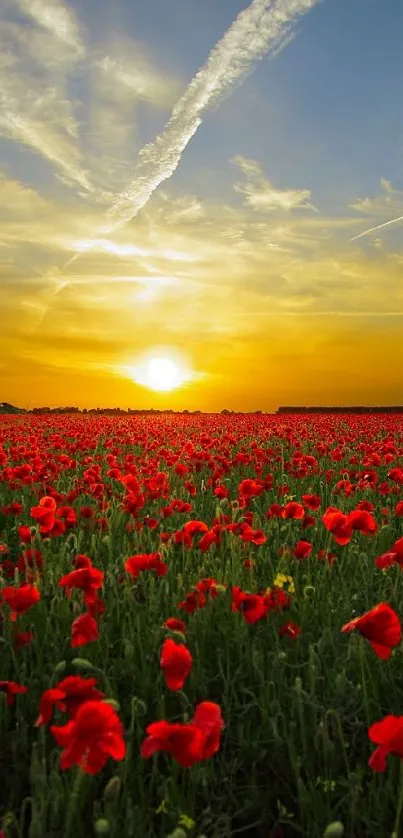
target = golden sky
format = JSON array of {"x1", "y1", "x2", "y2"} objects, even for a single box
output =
[{"x1": 1, "y1": 0, "x2": 403, "y2": 410}]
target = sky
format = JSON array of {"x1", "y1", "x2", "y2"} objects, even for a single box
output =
[{"x1": 1, "y1": 0, "x2": 402, "y2": 411}]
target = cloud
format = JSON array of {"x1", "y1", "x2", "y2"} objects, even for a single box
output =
[
  {"x1": 0, "y1": 12, "x2": 91, "y2": 191},
  {"x1": 104, "y1": 0, "x2": 320, "y2": 233},
  {"x1": 93, "y1": 47, "x2": 181, "y2": 109},
  {"x1": 350, "y1": 179, "x2": 403, "y2": 216},
  {"x1": 0, "y1": 5, "x2": 185, "y2": 200},
  {"x1": 85, "y1": 39, "x2": 181, "y2": 195},
  {"x1": 350, "y1": 179, "x2": 403, "y2": 241},
  {"x1": 11, "y1": 0, "x2": 85, "y2": 56},
  {"x1": 232, "y1": 154, "x2": 316, "y2": 212},
  {"x1": 0, "y1": 172, "x2": 48, "y2": 215}
]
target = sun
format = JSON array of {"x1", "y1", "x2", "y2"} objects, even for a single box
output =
[
  {"x1": 124, "y1": 351, "x2": 192, "y2": 392},
  {"x1": 144, "y1": 357, "x2": 182, "y2": 392}
]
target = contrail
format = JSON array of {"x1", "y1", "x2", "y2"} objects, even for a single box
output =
[
  {"x1": 350, "y1": 215, "x2": 403, "y2": 242},
  {"x1": 103, "y1": 0, "x2": 321, "y2": 234}
]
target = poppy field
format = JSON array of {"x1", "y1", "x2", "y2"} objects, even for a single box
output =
[{"x1": 1, "y1": 412, "x2": 403, "y2": 838}]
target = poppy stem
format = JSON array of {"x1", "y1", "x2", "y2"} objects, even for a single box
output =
[
  {"x1": 359, "y1": 639, "x2": 370, "y2": 725},
  {"x1": 392, "y1": 761, "x2": 403, "y2": 838},
  {"x1": 64, "y1": 767, "x2": 86, "y2": 838}
]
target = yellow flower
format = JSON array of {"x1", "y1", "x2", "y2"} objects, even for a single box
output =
[{"x1": 273, "y1": 573, "x2": 295, "y2": 593}]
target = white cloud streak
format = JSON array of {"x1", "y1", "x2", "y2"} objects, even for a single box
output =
[
  {"x1": 104, "y1": 0, "x2": 320, "y2": 233},
  {"x1": 350, "y1": 215, "x2": 403, "y2": 242}
]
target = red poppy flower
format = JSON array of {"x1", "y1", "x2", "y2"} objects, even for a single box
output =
[
  {"x1": 238, "y1": 525, "x2": 267, "y2": 545},
  {"x1": 141, "y1": 701, "x2": 223, "y2": 767},
  {"x1": 341, "y1": 603, "x2": 401, "y2": 659},
  {"x1": 73, "y1": 554, "x2": 92, "y2": 569},
  {"x1": 1, "y1": 584, "x2": 40, "y2": 621},
  {"x1": 348, "y1": 509, "x2": 377, "y2": 535},
  {"x1": 195, "y1": 577, "x2": 222, "y2": 599},
  {"x1": 71, "y1": 612, "x2": 99, "y2": 647},
  {"x1": 375, "y1": 551, "x2": 399, "y2": 570},
  {"x1": 124, "y1": 552, "x2": 167, "y2": 579},
  {"x1": 35, "y1": 688, "x2": 66, "y2": 726},
  {"x1": 322, "y1": 507, "x2": 353, "y2": 545},
  {"x1": 59, "y1": 566, "x2": 104, "y2": 605},
  {"x1": 264, "y1": 587, "x2": 291, "y2": 612},
  {"x1": 0, "y1": 680, "x2": 28, "y2": 705},
  {"x1": 238, "y1": 479, "x2": 264, "y2": 499},
  {"x1": 18, "y1": 525, "x2": 34, "y2": 543},
  {"x1": 179, "y1": 591, "x2": 207, "y2": 614},
  {"x1": 394, "y1": 538, "x2": 403, "y2": 560},
  {"x1": 86, "y1": 595, "x2": 105, "y2": 617},
  {"x1": 266, "y1": 503, "x2": 283, "y2": 519},
  {"x1": 80, "y1": 506, "x2": 94, "y2": 519},
  {"x1": 302, "y1": 494, "x2": 321, "y2": 511},
  {"x1": 368, "y1": 715, "x2": 403, "y2": 771},
  {"x1": 192, "y1": 701, "x2": 224, "y2": 759},
  {"x1": 214, "y1": 486, "x2": 229, "y2": 499},
  {"x1": 231, "y1": 587, "x2": 268, "y2": 624},
  {"x1": 51, "y1": 700, "x2": 126, "y2": 774},
  {"x1": 160, "y1": 638, "x2": 192, "y2": 691},
  {"x1": 14, "y1": 630, "x2": 35, "y2": 648},
  {"x1": 278, "y1": 620, "x2": 301, "y2": 639},
  {"x1": 388, "y1": 468, "x2": 403, "y2": 484},
  {"x1": 198, "y1": 527, "x2": 221, "y2": 552},
  {"x1": 164, "y1": 618, "x2": 186, "y2": 634},
  {"x1": 243, "y1": 558, "x2": 255, "y2": 570},
  {"x1": 293, "y1": 540, "x2": 313, "y2": 559},
  {"x1": 59, "y1": 676, "x2": 104, "y2": 719},
  {"x1": 35, "y1": 676, "x2": 104, "y2": 725},
  {"x1": 282, "y1": 502, "x2": 305, "y2": 520},
  {"x1": 141, "y1": 720, "x2": 203, "y2": 767},
  {"x1": 30, "y1": 496, "x2": 57, "y2": 533}
]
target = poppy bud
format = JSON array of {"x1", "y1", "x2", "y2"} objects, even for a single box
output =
[
  {"x1": 294, "y1": 676, "x2": 303, "y2": 693},
  {"x1": 94, "y1": 819, "x2": 110, "y2": 836},
  {"x1": 71, "y1": 657, "x2": 98, "y2": 672},
  {"x1": 323, "y1": 823, "x2": 344, "y2": 838},
  {"x1": 103, "y1": 777, "x2": 121, "y2": 801},
  {"x1": 53, "y1": 660, "x2": 67, "y2": 675}
]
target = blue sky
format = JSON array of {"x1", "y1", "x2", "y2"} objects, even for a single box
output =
[{"x1": 1, "y1": 0, "x2": 403, "y2": 409}]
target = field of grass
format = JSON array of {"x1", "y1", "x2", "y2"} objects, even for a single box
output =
[{"x1": 1, "y1": 412, "x2": 403, "y2": 838}]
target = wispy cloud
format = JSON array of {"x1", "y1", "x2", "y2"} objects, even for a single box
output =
[
  {"x1": 93, "y1": 47, "x2": 180, "y2": 109},
  {"x1": 12, "y1": 0, "x2": 85, "y2": 56},
  {"x1": 0, "y1": 9, "x2": 91, "y2": 191},
  {"x1": 104, "y1": 0, "x2": 320, "y2": 233},
  {"x1": 232, "y1": 154, "x2": 316, "y2": 212}
]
